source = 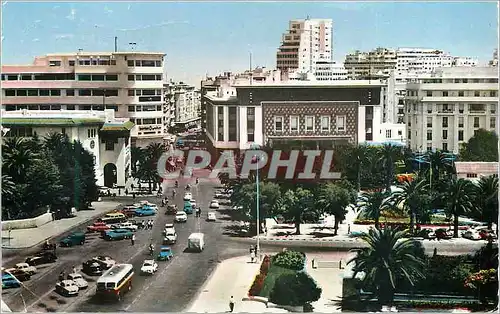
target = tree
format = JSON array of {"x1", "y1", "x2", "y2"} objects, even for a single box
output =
[
  {"x1": 270, "y1": 272, "x2": 322, "y2": 307},
  {"x1": 378, "y1": 144, "x2": 402, "y2": 191},
  {"x1": 389, "y1": 178, "x2": 429, "y2": 234},
  {"x1": 316, "y1": 181, "x2": 357, "y2": 235},
  {"x1": 2, "y1": 137, "x2": 39, "y2": 181},
  {"x1": 280, "y1": 187, "x2": 314, "y2": 235},
  {"x1": 474, "y1": 175, "x2": 499, "y2": 230},
  {"x1": 459, "y1": 129, "x2": 498, "y2": 162},
  {"x1": 131, "y1": 146, "x2": 145, "y2": 178},
  {"x1": 357, "y1": 191, "x2": 389, "y2": 229},
  {"x1": 347, "y1": 227, "x2": 426, "y2": 307},
  {"x1": 442, "y1": 178, "x2": 476, "y2": 238}
]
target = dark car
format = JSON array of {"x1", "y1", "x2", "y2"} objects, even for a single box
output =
[
  {"x1": 5, "y1": 269, "x2": 31, "y2": 281},
  {"x1": 25, "y1": 251, "x2": 57, "y2": 266},
  {"x1": 166, "y1": 204, "x2": 178, "y2": 215},
  {"x1": 81, "y1": 260, "x2": 103, "y2": 276},
  {"x1": 60, "y1": 232, "x2": 86, "y2": 247}
]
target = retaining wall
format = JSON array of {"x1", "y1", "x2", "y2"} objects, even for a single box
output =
[{"x1": 1, "y1": 212, "x2": 53, "y2": 230}]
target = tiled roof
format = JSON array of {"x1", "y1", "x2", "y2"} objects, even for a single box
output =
[{"x1": 455, "y1": 162, "x2": 499, "y2": 174}]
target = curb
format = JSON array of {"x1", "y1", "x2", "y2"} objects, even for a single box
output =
[{"x1": 242, "y1": 296, "x2": 268, "y2": 304}]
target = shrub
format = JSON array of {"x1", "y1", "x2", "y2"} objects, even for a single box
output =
[
  {"x1": 249, "y1": 273, "x2": 266, "y2": 296},
  {"x1": 269, "y1": 272, "x2": 322, "y2": 306},
  {"x1": 260, "y1": 255, "x2": 271, "y2": 275},
  {"x1": 271, "y1": 250, "x2": 305, "y2": 271}
]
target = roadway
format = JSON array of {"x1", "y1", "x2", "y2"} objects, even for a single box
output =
[{"x1": 2, "y1": 178, "x2": 249, "y2": 312}]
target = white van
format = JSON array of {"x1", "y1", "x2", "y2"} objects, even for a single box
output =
[{"x1": 187, "y1": 233, "x2": 205, "y2": 252}]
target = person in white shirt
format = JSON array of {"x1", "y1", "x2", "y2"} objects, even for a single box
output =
[{"x1": 229, "y1": 296, "x2": 235, "y2": 312}]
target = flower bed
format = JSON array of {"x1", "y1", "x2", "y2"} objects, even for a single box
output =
[{"x1": 248, "y1": 255, "x2": 271, "y2": 296}]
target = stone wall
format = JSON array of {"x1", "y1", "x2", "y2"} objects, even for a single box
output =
[{"x1": 1, "y1": 212, "x2": 53, "y2": 230}]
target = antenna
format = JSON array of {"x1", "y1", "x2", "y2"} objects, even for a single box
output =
[{"x1": 114, "y1": 36, "x2": 118, "y2": 52}]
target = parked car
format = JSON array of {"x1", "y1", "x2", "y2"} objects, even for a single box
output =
[
  {"x1": 135, "y1": 207, "x2": 156, "y2": 217},
  {"x1": 25, "y1": 251, "x2": 57, "y2": 266},
  {"x1": 209, "y1": 201, "x2": 220, "y2": 209},
  {"x1": 477, "y1": 228, "x2": 498, "y2": 240},
  {"x1": 2, "y1": 273, "x2": 21, "y2": 289},
  {"x1": 166, "y1": 204, "x2": 178, "y2": 215},
  {"x1": 41, "y1": 242, "x2": 57, "y2": 251},
  {"x1": 67, "y1": 273, "x2": 88, "y2": 289},
  {"x1": 462, "y1": 230, "x2": 483, "y2": 240},
  {"x1": 103, "y1": 229, "x2": 133, "y2": 241},
  {"x1": 87, "y1": 222, "x2": 111, "y2": 233},
  {"x1": 157, "y1": 246, "x2": 173, "y2": 261},
  {"x1": 55, "y1": 280, "x2": 79, "y2": 296},
  {"x1": 184, "y1": 193, "x2": 193, "y2": 201},
  {"x1": 140, "y1": 260, "x2": 158, "y2": 274},
  {"x1": 175, "y1": 211, "x2": 188, "y2": 223},
  {"x1": 120, "y1": 205, "x2": 140, "y2": 217},
  {"x1": 92, "y1": 256, "x2": 116, "y2": 269},
  {"x1": 8, "y1": 263, "x2": 37, "y2": 275},
  {"x1": 433, "y1": 228, "x2": 453, "y2": 240},
  {"x1": 112, "y1": 222, "x2": 138, "y2": 231},
  {"x1": 2, "y1": 267, "x2": 31, "y2": 281},
  {"x1": 81, "y1": 260, "x2": 103, "y2": 276},
  {"x1": 207, "y1": 212, "x2": 217, "y2": 222},
  {"x1": 219, "y1": 200, "x2": 231, "y2": 206},
  {"x1": 60, "y1": 232, "x2": 86, "y2": 247}
]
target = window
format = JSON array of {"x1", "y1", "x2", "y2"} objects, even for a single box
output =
[
  {"x1": 128, "y1": 75, "x2": 135, "y2": 81},
  {"x1": 92, "y1": 74, "x2": 105, "y2": 81},
  {"x1": 427, "y1": 117, "x2": 432, "y2": 127},
  {"x1": 320, "y1": 116, "x2": 330, "y2": 132},
  {"x1": 16, "y1": 90, "x2": 27, "y2": 96},
  {"x1": 217, "y1": 106, "x2": 224, "y2": 141},
  {"x1": 104, "y1": 89, "x2": 119, "y2": 97},
  {"x1": 27, "y1": 90, "x2": 38, "y2": 96},
  {"x1": 274, "y1": 116, "x2": 284, "y2": 132},
  {"x1": 247, "y1": 107, "x2": 255, "y2": 142},
  {"x1": 336, "y1": 115, "x2": 345, "y2": 131},
  {"x1": 128, "y1": 90, "x2": 135, "y2": 96},
  {"x1": 39, "y1": 89, "x2": 50, "y2": 96},
  {"x1": 66, "y1": 89, "x2": 75, "y2": 96},
  {"x1": 142, "y1": 75, "x2": 156, "y2": 81},
  {"x1": 79, "y1": 89, "x2": 92, "y2": 96},
  {"x1": 458, "y1": 130, "x2": 464, "y2": 141},
  {"x1": 5, "y1": 89, "x2": 15, "y2": 96},
  {"x1": 458, "y1": 91, "x2": 464, "y2": 97},
  {"x1": 442, "y1": 130, "x2": 448, "y2": 140},
  {"x1": 466, "y1": 173, "x2": 478, "y2": 178},
  {"x1": 474, "y1": 91, "x2": 480, "y2": 97},
  {"x1": 491, "y1": 104, "x2": 497, "y2": 114},
  {"x1": 458, "y1": 117, "x2": 464, "y2": 128},
  {"x1": 88, "y1": 129, "x2": 97, "y2": 138},
  {"x1": 442, "y1": 91, "x2": 448, "y2": 97},
  {"x1": 385, "y1": 129, "x2": 392, "y2": 138},
  {"x1": 155, "y1": 60, "x2": 162, "y2": 67},
  {"x1": 228, "y1": 107, "x2": 237, "y2": 141},
  {"x1": 459, "y1": 104, "x2": 464, "y2": 113},
  {"x1": 142, "y1": 89, "x2": 156, "y2": 96},
  {"x1": 490, "y1": 91, "x2": 497, "y2": 97},
  {"x1": 21, "y1": 74, "x2": 32, "y2": 80},
  {"x1": 78, "y1": 74, "x2": 92, "y2": 81},
  {"x1": 143, "y1": 118, "x2": 156, "y2": 125},
  {"x1": 128, "y1": 60, "x2": 134, "y2": 67},
  {"x1": 69, "y1": 60, "x2": 75, "y2": 66},
  {"x1": 442, "y1": 117, "x2": 448, "y2": 128},
  {"x1": 105, "y1": 140, "x2": 115, "y2": 151},
  {"x1": 141, "y1": 60, "x2": 155, "y2": 67},
  {"x1": 106, "y1": 74, "x2": 118, "y2": 81},
  {"x1": 490, "y1": 117, "x2": 496, "y2": 129},
  {"x1": 156, "y1": 74, "x2": 162, "y2": 81},
  {"x1": 473, "y1": 117, "x2": 479, "y2": 128},
  {"x1": 427, "y1": 130, "x2": 432, "y2": 141},
  {"x1": 290, "y1": 116, "x2": 299, "y2": 132},
  {"x1": 426, "y1": 91, "x2": 432, "y2": 97},
  {"x1": 67, "y1": 105, "x2": 75, "y2": 110},
  {"x1": 442, "y1": 143, "x2": 448, "y2": 151},
  {"x1": 305, "y1": 116, "x2": 314, "y2": 131},
  {"x1": 49, "y1": 60, "x2": 61, "y2": 67},
  {"x1": 426, "y1": 144, "x2": 432, "y2": 151}
]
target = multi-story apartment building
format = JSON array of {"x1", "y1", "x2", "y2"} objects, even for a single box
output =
[
  {"x1": 276, "y1": 18, "x2": 333, "y2": 78},
  {"x1": 1, "y1": 109, "x2": 133, "y2": 188},
  {"x1": 395, "y1": 48, "x2": 448, "y2": 77},
  {"x1": 405, "y1": 67, "x2": 498, "y2": 154},
  {"x1": 170, "y1": 82, "x2": 201, "y2": 129},
  {"x1": 489, "y1": 49, "x2": 498, "y2": 67},
  {"x1": 344, "y1": 48, "x2": 397, "y2": 80},
  {"x1": 1, "y1": 51, "x2": 166, "y2": 147}
]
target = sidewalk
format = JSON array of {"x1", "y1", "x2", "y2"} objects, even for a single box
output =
[
  {"x1": 187, "y1": 256, "x2": 287, "y2": 313},
  {"x1": 1, "y1": 201, "x2": 120, "y2": 249}
]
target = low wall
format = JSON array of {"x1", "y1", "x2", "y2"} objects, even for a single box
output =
[{"x1": 1, "y1": 212, "x2": 53, "y2": 230}]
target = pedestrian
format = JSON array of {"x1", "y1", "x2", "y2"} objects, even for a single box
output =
[
  {"x1": 149, "y1": 220, "x2": 153, "y2": 229},
  {"x1": 347, "y1": 224, "x2": 351, "y2": 234},
  {"x1": 250, "y1": 250, "x2": 256, "y2": 263},
  {"x1": 131, "y1": 234, "x2": 136, "y2": 246},
  {"x1": 140, "y1": 220, "x2": 146, "y2": 230},
  {"x1": 59, "y1": 271, "x2": 65, "y2": 282},
  {"x1": 125, "y1": 188, "x2": 129, "y2": 195},
  {"x1": 229, "y1": 296, "x2": 235, "y2": 313},
  {"x1": 131, "y1": 183, "x2": 135, "y2": 190},
  {"x1": 133, "y1": 192, "x2": 136, "y2": 199}
]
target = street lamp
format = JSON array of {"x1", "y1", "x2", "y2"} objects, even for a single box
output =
[{"x1": 250, "y1": 143, "x2": 261, "y2": 260}]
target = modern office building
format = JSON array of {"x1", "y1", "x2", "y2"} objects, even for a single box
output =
[
  {"x1": 344, "y1": 48, "x2": 398, "y2": 80},
  {"x1": 1, "y1": 51, "x2": 166, "y2": 147},
  {"x1": 1, "y1": 109, "x2": 133, "y2": 188},
  {"x1": 276, "y1": 18, "x2": 333, "y2": 79},
  {"x1": 405, "y1": 66, "x2": 498, "y2": 153}
]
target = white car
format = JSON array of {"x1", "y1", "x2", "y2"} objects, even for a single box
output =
[
  {"x1": 115, "y1": 222, "x2": 138, "y2": 231},
  {"x1": 67, "y1": 273, "x2": 88, "y2": 289},
  {"x1": 140, "y1": 260, "x2": 158, "y2": 274},
  {"x1": 175, "y1": 211, "x2": 188, "y2": 223},
  {"x1": 92, "y1": 256, "x2": 116, "y2": 269},
  {"x1": 164, "y1": 223, "x2": 175, "y2": 229},
  {"x1": 209, "y1": 201, "x2": 220, "y2": 209},
  {"x1": 163, "y1": 230, "x2": 178, "y2": 244},
  {"x1": 184, "y1": 193, "x2": 193, "y2": 201},
  {"x1": 190, "y1": 200, "x2": 197, "y2": 207},
  {"x1": 56, "y1": 280, "x2": 79, "y2": 296},
  {"x1": 462, "y1": 230, "x2": 482, "y2": 241},
  {"x1": 9, "y1": 263, "x2": 37, "y2": 275},
  {"x1": 207, "y1": 212, "x2": 217, "y2": 222}
]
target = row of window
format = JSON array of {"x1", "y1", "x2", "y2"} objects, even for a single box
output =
[
  {"x1": 127, "y1": 60, "x2": 162, "y2": 67},
  {"x1": 129, "y1": 118, "x2": 163, "y2": 125},
  {"x1": 273, "y1": 115, "x2": 346, "y2": 132},
  {"x1": 127, "y1": 89, "x2": 162, "y2": 96},
  {"x1": 128, "y1": 74, "x2": 162, "y2": 81},
  {"x1": 69, "y1": 59, "x2": 117, "y2": 66},
  {"x1": 407, "y1": 90, "x2": 498, "y2": 97},
  {"x1": 128, "y1": 105, "x2": 163, "y2": 112},
  {"x1": 408, "y1": 103, "x2": 497, "y2": 114},
  {"x1": 4, "y1": 104, "x2": 118, "y2": 111},
  {"x1": 419, "y1": 78, "x2": 498, "y2": 84},
  {"x1": 1, "y1": 73, "x2": 76, "y2": 81},
  {"x1": 4, "y1": 89, "x2": 120, "y2": 97},
  {"x1": 424, "y1": 116, "x2": 496, "y2": 131},
  {"x1": 77, "y1": 74, "x2": 118, "y2": 81}
]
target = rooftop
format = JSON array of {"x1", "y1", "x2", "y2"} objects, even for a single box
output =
[
  {"x1": 234, "y1": 80, "x2": 386, "y2": 88},
  {"x1": 455, "y1": 162, "x2": 499, "y2": 174}
]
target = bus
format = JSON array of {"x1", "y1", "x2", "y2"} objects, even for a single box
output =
[
  {"x1": 96, "y1": 263, "x2": 134, "y2": 301},
  {"x1": 98, "y1": 212, "x2": 127, "y2": 224}
]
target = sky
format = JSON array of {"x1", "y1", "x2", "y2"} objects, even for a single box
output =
[{"x1": 1, "y1": 1, "x2": 498, "y2": 86}]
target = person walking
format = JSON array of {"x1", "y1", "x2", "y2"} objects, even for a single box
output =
[
  {"x1": 131, "y1": 234, "x2": 136, "y2": 246},
  {"x1": 229, "y1": 296, "x2": 235, "y2": 313},
  {"x1": 250, "y1": 250, "x2": 256, "y2": 263}
]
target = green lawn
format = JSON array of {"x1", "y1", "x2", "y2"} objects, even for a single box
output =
[{"x1": 258, "y1": 265, "x2": 296, "y2": 297}]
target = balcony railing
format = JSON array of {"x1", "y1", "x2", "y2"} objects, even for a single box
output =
[
  {"x1": 469, "y1": 109, "x2": 486, "y2": 114},
  {"x1": 438, "y1": 109, "x2": 454, "y2": 113}
]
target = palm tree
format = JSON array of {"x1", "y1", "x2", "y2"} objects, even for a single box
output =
[
  {"x1": 389, "y1": 178, "x2": 429, "y2": 234},
  {"x1": 475, "y1": 175, "x2": 499, "y2": 230},
  {"x1": 348, "y1": 144, "x2": 370, "y2": 191},
  {"x1": 357, "y1": 191, "x2": 389, "y2": 229},
  {"x1": 347, "y1": 227, "x2": 426, "y2": 307},
  {"x1": 378, "y1": 144, "x2": 402, "y2": 191},
  {"x1": 2, "y1": 137, "x2": 39, "y2": 180},
  {"x1": 131, "y1": 146, "x2": 145, "y2": 177},
  {"x1": 145, "y1": 142, "x2": 167, "y2": 160},
  {"x1": 442, "y1": 178, "x2": 476, "y2": 238}
]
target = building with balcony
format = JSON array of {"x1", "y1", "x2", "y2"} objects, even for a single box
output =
[
  {"x1": 404, "y1": 67, "x2": 498, "y2": 153},
  {"x1": 344, "y1": 48, "x2": 398, "y2": 80},
  {"x1": 1, "y1": 51, "x2": 166, "y2": 148},
  {"x1": 1, "y1": 109, "x2": 133, "y2": 188},
  {"x1": 166, "y1": 82, "x2": 201, "y2": 130},
  {"x1": 202, "y1": 80, "x2": 394, "y2": 155},
  {"x1": 489, "y1": 49, "x2": 498, "y2": 67}
]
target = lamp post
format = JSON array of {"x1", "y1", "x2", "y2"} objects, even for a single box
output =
[{"x1": 250, "y1": 143, "x2": 261, "y2": 260}]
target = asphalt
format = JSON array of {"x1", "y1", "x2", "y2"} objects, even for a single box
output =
[{"x1": 2, "y1": 179, "x2": 249, "y2": 312}]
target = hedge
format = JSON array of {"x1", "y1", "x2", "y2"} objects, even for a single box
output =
[
  {"x1": 248, "y1": 255, "x2": 271, "y2": 296},
  {"x1": 271, "y1": 250, "x2": 306, "y2": 271}
]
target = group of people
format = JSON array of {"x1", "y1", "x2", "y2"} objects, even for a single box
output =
[
  {"x1": 137, "y1": 220, "x2": 155, "y2": 230},
  {"x1": 59, "y1": 265, "x2": 78, "y2": 282}
]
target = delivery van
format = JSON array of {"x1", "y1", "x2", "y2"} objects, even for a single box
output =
[{"x1": 187, "y1": 233, "x2": 205, "y2": 252}]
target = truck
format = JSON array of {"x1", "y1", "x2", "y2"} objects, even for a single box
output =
[{"x1": 187, "y1": 233, "x2": 205, "y2": 252}]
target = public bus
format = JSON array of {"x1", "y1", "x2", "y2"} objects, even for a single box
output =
[
  {"x1": 96, "y1": 263, "x2": 134, "y2": 301},
  {"x1": 98, "y1": 212, "x2": 127, "y2": 224}
]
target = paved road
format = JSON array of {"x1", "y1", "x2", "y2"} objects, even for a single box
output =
[{"x1": 2, "y1": 179, "x2": 249, "y2": 312}]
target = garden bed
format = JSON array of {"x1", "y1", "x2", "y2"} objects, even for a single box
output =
[{"x1": 259, "y1": 265, "x2": 297, "y2": 297}]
